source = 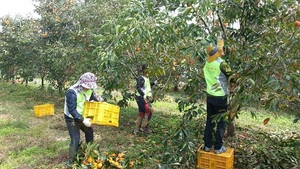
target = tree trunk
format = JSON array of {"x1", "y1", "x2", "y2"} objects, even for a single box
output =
[
  {"x1": 41, "y1": 76, "x2": 45, "y2": 90},
  {"x1": 57, "y1": 80, "x2": 63, "y2": 94},
  {"x1": 226, "y1": 119, "x2": 235, "y2": 137}
]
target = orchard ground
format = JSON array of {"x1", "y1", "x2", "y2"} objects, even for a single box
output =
[{"x1": 0, "y1": 82, "x2": 299, "y2": 169}]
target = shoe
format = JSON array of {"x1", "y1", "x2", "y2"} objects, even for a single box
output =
[
  {"x1": 214, "y1": 146, "x2": 226, "y2": 154},
  {"x1": 203, "y1": 146, "x2": 212, "y2": 152},
  {"x1": 63, "y1": 160, "x2": 73, "y2": 167},
  {"x1": 133, "y1": 129, "x2": 140, "y2": 135},
  {"x1": 142, "y1": 127, "x2": 152, "y2": 134}
]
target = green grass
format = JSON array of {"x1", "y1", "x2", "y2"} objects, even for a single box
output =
[
  {"x1": 0, "y1": 82, "x2": 299, "y2": 169},
  {"x1": 236, "y1": 110, "x2": 299, "y2": 132}
]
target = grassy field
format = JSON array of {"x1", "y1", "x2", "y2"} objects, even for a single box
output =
[{"x1": 0, "y1": 82, "x2": 299, "y2": 169}]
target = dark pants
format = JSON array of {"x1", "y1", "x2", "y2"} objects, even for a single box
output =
[
  {"x1": 204, "y1": 96, "x2": 227, "y2": 150},
  {"x1": 65, "y1": 119, "x2": 93, "y2": 161},
  {"x1": 136, "y1": 96, "x2": 152, "y2": 129}
]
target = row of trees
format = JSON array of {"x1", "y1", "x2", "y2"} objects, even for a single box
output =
[
  {"x1": 0, "y1": 0, "x2": 299, "y2": 139},
  {"x1": 1, "y1": 0, "x2": 299, "y2": 167}
]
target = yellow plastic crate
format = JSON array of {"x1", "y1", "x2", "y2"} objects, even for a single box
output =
[
  {"x1": 34, "y1": 104, "x2": 55, "y2": 117},
  {"x1": 83, "y1": 101, "x2": 101, "y2": 117},
  {"x1": 197, "y1": 147, "x2": 234, "y2": 169},
  {"x1": 83, "y1": 102, "x2": 120, "y2": 127}
]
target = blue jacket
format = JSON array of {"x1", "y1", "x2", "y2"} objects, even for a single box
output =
[{"x1": 64, "y1": 89, "x2": 98, "y2": 122}]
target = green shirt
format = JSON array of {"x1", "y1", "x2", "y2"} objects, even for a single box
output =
[
  {"x1": 76, "y1": 89, "x2": 93, "y2": 115},
  {"x1": 135, "y1": 76, "x2": 152, "y2": 97},
  {"x1": 203, "y1": 58, "x2": 231, "y2": 96}
]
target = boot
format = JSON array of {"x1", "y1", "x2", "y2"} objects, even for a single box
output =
[
  {"x1": 141, "y1": 114, "x2": 149, "y2": 129},
  {"x1": 68, "y1": 145, "x2": 77, "y2": 163},
  {"x1": 134, "y1": 115, "x2": 143, "y2": 135}
]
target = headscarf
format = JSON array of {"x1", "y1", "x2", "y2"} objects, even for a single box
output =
[
  {"x1": 69, "y1": 72, "x2": 104, "y2": 101},
  {"x1": 71, "y1": 72, "x2": 98, "y2": 90},
  {"x1": 206, "y1": 39, "x2": 224, "y2": 63}
]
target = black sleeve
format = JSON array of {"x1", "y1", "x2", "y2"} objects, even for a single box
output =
[
  {"x1": 66, "y1": 89, "x2": 83, "y2": 122},
  {"x1": 150, "y1": 81, "x2": 156, "y2": 87},
  {"x1": 89, "y1": 92, "x2": 98, "y2": 101},
  {"x1": 220, "y1": 61, "x2": 236, "y2": 83},
  {"x1": 136, "y1": 76, "x2": 145, "y2": 96}
]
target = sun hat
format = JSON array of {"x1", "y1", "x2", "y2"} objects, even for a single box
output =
[
  {"x1": 207, "y1": 38, "x2": 224, "y2": 56},
  {"x1": 207, "y1": 45, "x2": 219, "y2": 56},
  {"x1": 77, "y1": 72, "x2": 98, "y2": 89}
]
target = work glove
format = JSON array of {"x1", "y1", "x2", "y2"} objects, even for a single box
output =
[
  {"x1": 143, "y1": 95, "x2": 148, "y2": 103},
  {"x1": 83, "y1": 118, "x2": 92, "y2": 127},
  {"x1": 147, "y1": 96, "x2": 154, "y2": 103}
]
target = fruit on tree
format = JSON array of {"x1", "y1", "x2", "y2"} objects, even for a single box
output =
[{"x1": 295, "y1": 21, "x2": 300, "y2": 27}]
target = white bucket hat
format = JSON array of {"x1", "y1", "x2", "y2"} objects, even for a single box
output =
[{"x1": 77, "y1": 72, "x2": 98, "y2": 89}]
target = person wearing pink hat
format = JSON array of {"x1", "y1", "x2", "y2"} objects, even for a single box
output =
[{"x1": 64, "y1": 72, "x2": 104, "y2": 163}]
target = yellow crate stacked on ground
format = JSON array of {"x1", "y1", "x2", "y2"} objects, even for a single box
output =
[
  {"x1": 34, "y1": 104, "x2": 55, "y2": 117},
  {"x1": 83, "y1": 102, "x2": 120, "y2": 127},
  {"x1": 197, "y1": 147, "x2": 234, "y2": 169}
]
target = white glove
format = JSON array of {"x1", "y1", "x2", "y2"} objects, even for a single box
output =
[{"x1": 83, "y1": 118, "x2": 92, "y2": 127}]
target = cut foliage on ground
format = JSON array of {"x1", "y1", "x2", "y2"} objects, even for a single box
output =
[{"x1": 0, "y1": 82, "x2": 299, "y2": 169}]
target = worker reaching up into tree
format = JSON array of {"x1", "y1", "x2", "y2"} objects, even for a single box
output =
[
  {"x1": 202, "y1": 36, "x2": 235, "y2": 154},
  {"x1": 134, "y1": 64, "x2": 157, "y2": 135}
]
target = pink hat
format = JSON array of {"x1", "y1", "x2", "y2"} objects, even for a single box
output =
[{"x1": 77, "y1": 72, "x2": 98, "y2": 89}]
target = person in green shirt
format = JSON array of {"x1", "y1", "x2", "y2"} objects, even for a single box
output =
[
  {"x1": 134, "y1": 65, "x2": 156, "y2": 135},
  {"x1": 64, "y1": 72, "x2": 103, "y2": 162},
  {"x1": 203, "y1": 38, "x2": 234, "y2": 154}
]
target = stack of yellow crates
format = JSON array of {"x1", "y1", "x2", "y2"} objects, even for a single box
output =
[
  {"x1": 33, "y1": 104, "x2": 55, "y2": 117},
  {"x1": 197, "y1": 147, "x2": 234, "y2": 169},
  {"x1": 83, "y1": 102, "x2": 120, "y2": 127}
]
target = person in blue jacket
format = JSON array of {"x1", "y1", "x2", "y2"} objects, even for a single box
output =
[{"x1": 64, "y1": 72, "x2": 103, "y2": 162}]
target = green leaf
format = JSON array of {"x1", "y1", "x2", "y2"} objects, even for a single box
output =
[{"x1": 248, "y1": 78, "x2": 255, "y2": 86}]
